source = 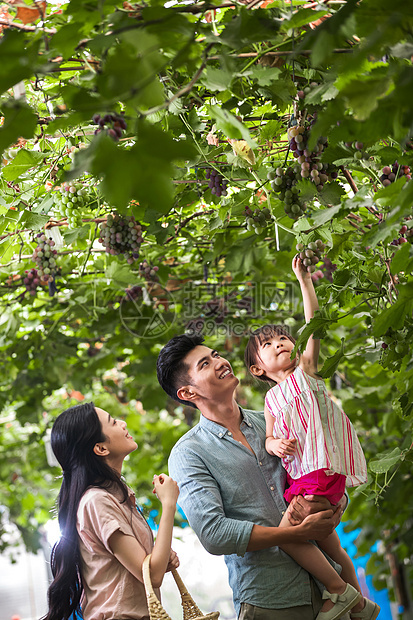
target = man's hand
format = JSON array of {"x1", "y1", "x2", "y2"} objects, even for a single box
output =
[
  {"x1": 287, "y1": 494, "x2": 345, "y2": 526},
  {"x1": 295, "y1": 509, "x2": 340, "y2": 541},
  {"x1": 166, "y1": 549, "x2": 179, "y2": 572}
]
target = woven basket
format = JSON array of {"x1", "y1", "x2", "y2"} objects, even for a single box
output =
[{"x1": 142, "y1": 554, "x2": 220, "y2": 620}]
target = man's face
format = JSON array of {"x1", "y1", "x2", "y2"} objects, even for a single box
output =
[{"x1": 179, "y1": 345, "x2": 239, "y2": 405}]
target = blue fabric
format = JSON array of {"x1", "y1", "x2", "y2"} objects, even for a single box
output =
[{"x1": 168, "y1": 407, "x2": 325, "y2": 615}]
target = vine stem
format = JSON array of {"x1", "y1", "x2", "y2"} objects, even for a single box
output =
[
  {"x1": 250, "y1": 169, "x2": 283, "y2": 248},
  {"x1": 165, "y1": 210, "x2": 214, "y2": 243}
]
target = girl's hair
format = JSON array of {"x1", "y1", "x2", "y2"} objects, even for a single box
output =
[
  {"x1": 244, "y1": 324, "x2": 296, "y2": 385},
  {"x1": 44, "y1": 402, "x2": 128, "y2": 620}
]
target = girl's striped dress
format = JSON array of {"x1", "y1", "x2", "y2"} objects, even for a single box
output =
[{"x1": 265, "y1": 366, "x2": 367, "y2": 486}]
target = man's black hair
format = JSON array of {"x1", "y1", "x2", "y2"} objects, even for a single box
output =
[{"x1": 156, "y1": 333, "x2": 205, "y2": 409}]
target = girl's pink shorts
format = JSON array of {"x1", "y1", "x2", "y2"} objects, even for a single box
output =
[{"x1": 284, "y1": 468, "x2": 346, "y2": 505}]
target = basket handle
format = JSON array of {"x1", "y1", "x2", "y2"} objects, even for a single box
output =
[
  {"x1": 143, "y1": 554, "x2": 203, "y2": 617},
  {"x1": 142, "y1": 554, "x2": 156, "y2": 597}
]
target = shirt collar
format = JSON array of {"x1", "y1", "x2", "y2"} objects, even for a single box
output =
[{"x1": 199, "y1": 405, "x2": 253, "y2": 438}]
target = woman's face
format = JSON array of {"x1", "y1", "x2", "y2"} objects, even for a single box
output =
[{"x1": 95, "y1": 407, "x2": 138, "y2": 460}]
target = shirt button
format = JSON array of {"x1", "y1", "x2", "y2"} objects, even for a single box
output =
[
  {"x1": 270, "y1": 486, "x2": 274, "y2": 491},
  {"x1": 228, "y1": 432, "x2": 232, "y2": 436},
  {"x1": 259, "y1": 461, "x2": 262, "y2": 466},
  {"x1": 218, "y1": 433, "x2": 223, "y2": 437}
]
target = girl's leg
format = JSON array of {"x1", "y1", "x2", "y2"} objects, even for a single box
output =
[
  {"x1": 278, "y1": 512, "x2": 351, "y2": 613},
  {"x1": 317, "y1": 531, "x2": 364, "y2": 614}
]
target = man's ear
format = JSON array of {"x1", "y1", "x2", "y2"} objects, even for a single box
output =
[
  {"x1": 250, "y1": 365, "x2": 264, "y2": 377},
  {"x1": 176, "y1": 386, "x2": 198, "y2": 404},
  {"x1": 93, "y1": 442, "x2": 110, "y2": 457}
]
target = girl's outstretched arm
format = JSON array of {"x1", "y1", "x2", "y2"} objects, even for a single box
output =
[{"x1": 292, "y1": 255, "x2": 320, "y2": 374}]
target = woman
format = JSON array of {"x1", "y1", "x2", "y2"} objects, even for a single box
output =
[{"x1": 44, "y1": 401, "x2": 179, "y2": 620}]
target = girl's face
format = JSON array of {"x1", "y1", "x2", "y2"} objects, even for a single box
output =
[
  {"x1": 95, "y1": 407, "x2": 138, "y2": 462},
  {"x1": 251, "y1": 333, "x2": 296, "y2": 380}
]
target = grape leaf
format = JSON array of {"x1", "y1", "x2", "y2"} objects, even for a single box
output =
[
  {"x1": 318, "y1": 182, "x2": 346, "y2": 206},
  {"x1": 310, "y1": 203, "x2": 342, "y2": 226},
  {"x1": 369, "y1": 448, "x2": 402, "y2": 474},
  {"x1": 201, "y1": 67, "x2": 233, "y2": 92},
  {"x1": 292, "y1": 310, "x2": 338, "y2": 358},
  {"x1": 19, "y1": 210, "x2": 49, "y2": 231},
  {"x1": 0, "y1": 102, "x2": 38, "y2": 156},
  {"x1": 319, "y1": 338, "x2": 345, "y2": 379},
  {"x1": 209, "y1": 105, "x2": 257, "y2": 148},
  {"x1": 2, "y1": 149, "x2": 45, "y2": 182},
  {"x1": 391, "y1": 243, "x2": 413, "y2": 275},
  {"x1": 372, "y1": 284, "x2": 413, "y2": 337}
]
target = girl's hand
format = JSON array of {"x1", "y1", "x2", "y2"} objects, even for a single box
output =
[
  {"x1": 292, "y1": 254, "x2": 311, "y2": 283},
  {"x1": 273, "y1": 437, "x2": 297, "y2": 459},
  {"x1": 166, "y1": 549, "x2": 180, "y2": 572},
  {"x1": 152, "y1": 474, "x2": 179, "y2": 506}
]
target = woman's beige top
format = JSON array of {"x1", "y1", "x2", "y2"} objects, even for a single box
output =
[{"x1": 77, "y1": 484, "x2": 159, "y2": 620}]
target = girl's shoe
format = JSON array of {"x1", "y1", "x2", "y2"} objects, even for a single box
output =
[
  {"x1": 316, "y1": 584, "x2": 363, "y2": 620},
  {"x1": 350, "y1": 597, "x2": 380, "y2": 619}
]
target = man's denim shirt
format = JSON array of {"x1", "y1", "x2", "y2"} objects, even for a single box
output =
[{"x1": 168, "y1": 407, "x2": 336, "y2": 615}]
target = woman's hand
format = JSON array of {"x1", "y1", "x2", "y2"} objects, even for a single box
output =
[
  {"x1": 153, "y1": 473, "x2": 179, "y2": 507},
  {"x1": 166, "y1": 549, "x2": 180, "y2": 572}
]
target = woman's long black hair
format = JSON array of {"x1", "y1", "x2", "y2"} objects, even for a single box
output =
[{"x1": 43, "y1": 402, "x2": 128, "y2": 620}]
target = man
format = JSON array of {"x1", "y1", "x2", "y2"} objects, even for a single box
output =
[{"x1": 157, "y1": 334, "x2": 346, "y2": 620}]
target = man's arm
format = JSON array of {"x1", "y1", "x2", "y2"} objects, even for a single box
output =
[
  {"x1": 287, "y1": 493, "x2": 347, "y2": 526},
  {"x1": 246, "y1": 509, "x2": 341, "y2": 551},
  {"x1": 169, "y1": 446, "x2": 343, "y2": 556},
  {"x1": 169, "y1": 446, "x2": 254, "y2": 556}
]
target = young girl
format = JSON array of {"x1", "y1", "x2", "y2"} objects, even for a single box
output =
[
  {"x1": 43, "y1": 401, "x2": 179, "y2": 620},
  {"x1": 244, "y1": 256, "x2": 380, "y2": 620}
]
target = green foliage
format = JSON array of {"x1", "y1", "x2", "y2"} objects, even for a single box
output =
[{"x1": 0, "y1": 0, "x2": 413, "y2": 604}]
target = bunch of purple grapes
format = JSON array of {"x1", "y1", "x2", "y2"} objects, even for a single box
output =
[
  {"x1": 267, "y1": 166, "x2": 306, "y2": 219},
  {"x1": 380, "y1": 163, "x2": 411, "y2": 187},
  {"x1": 287, "y1": 123, "x2": 337, "y2": 190},
  {"x1": 23, "y1": 268, "x2": 41, "y2": 296},
  {"x1": 296, "y1": 240, "x2": 326, "y2": 273},
  {"x1": 92, "y1": 113, "x2": 127, "y2": 141},
  {"x1": 390, "y1": 223, "x2": 413, "y2": 246},
  {"x1": 244, "y1": 205, "x2": 273, "y2": 233},
  {"x1": 124, "y1": 285, "x2": 143, "y2": 302},
  {"x1": 319, "y1": 257, "x2": 337, "y2": 282},
  {"x1": 32, "y1": 234, "x2": 58, "y2": 283},
  {"x1": 139, "y1": 259, "x2": 159, "y2": 282},
  {"x1": 99, "y1": 213, "x2": 143, "y2": 264},
  {"x1": 206, "y1": 168, "x2": 228, "y2": 197}
]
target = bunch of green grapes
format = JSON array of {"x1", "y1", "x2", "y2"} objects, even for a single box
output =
[
  {"x1": 53, "y1": 183, "x2": 93, "y2": 229},
  {"x1": 267, "y1": 166, "x2": 306, "y2": 219},
  {"x1": 244, "y1": 206, "x2": 273, "y2": 234}
]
